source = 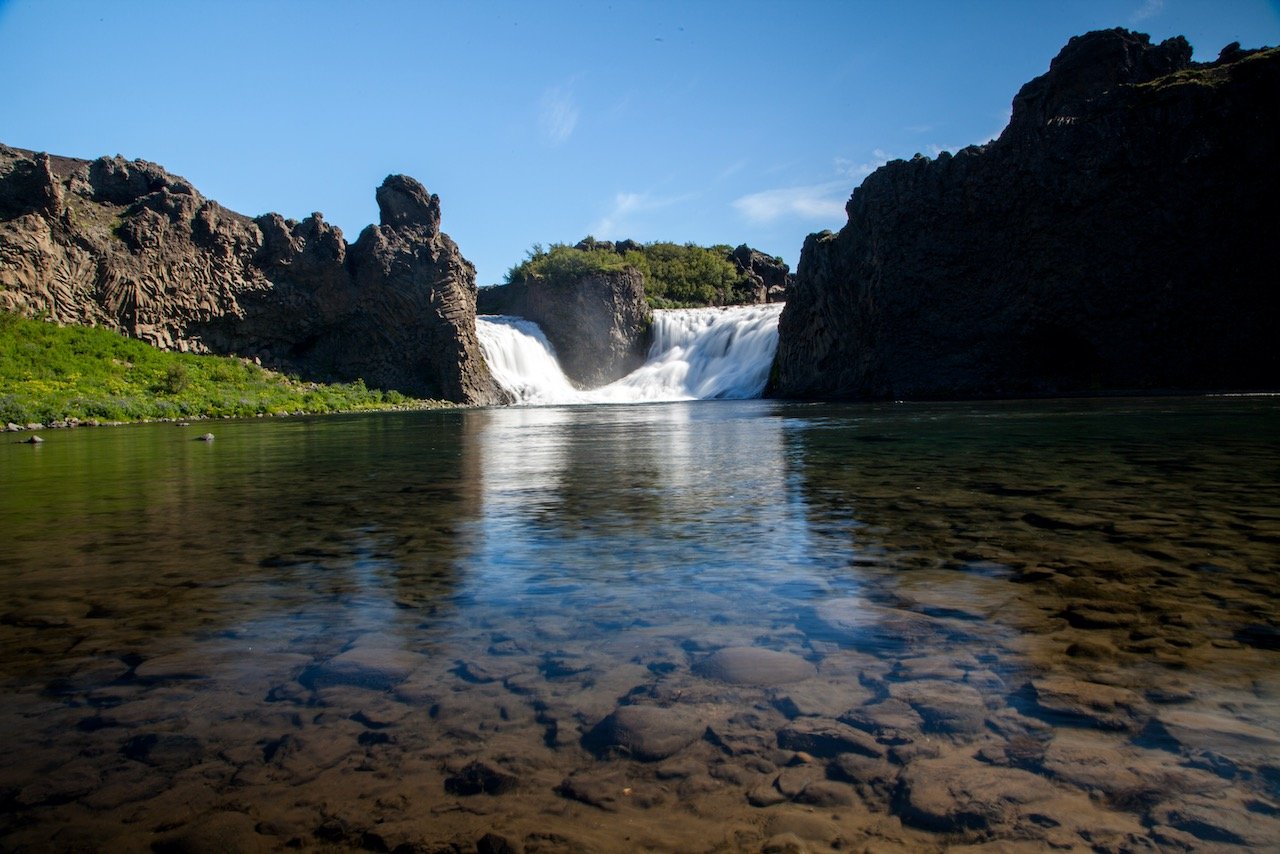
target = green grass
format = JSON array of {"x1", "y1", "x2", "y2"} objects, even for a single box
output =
[{"x1": 0, "y1": 312, "x2": 447, "y2": 425}]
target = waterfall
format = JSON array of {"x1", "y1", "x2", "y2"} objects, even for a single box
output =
[
  {"x1": 476, "y1": 304, "x2": 783, "y2": 405},
  {"x1": 473, "y1": 315, "x2": 581, "y2": 405}
]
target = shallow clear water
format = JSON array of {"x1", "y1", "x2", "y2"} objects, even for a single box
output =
[{"x1": 1, "y1": 398, "x2": 1277, "y2": 851}]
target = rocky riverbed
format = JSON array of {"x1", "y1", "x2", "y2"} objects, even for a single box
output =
[{"x1": 1, "y1": 400, "x2": 1276, "y2": 851}]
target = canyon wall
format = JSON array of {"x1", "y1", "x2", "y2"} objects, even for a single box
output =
[
  {"x1": 0, "y1": 147, "x2": 505, "y2": 404},
  {"x1": 771, "y1": 31, "x2": 1279, "y2": 400}
]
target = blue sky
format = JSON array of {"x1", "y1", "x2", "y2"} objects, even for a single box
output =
[{"x1": 2, "y1": 1, "x2": 1278, "y2": 285}]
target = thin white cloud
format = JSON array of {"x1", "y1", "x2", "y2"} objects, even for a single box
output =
[
  {"x1": 538, "y1": 86, "x2": 579, "y2": 145},
  {"x1": 1131, "y1": 0, "x2": 1164, "y2": 23},
  {"x1": 731, "y1": 180, "x2": 850, "y2": 226},
  {"x1": 983, "y1": 107, "x2": 1013, "y2": 143},
  {"x1": 718, "y1": 157, "x2": 750, "y2": 180},
  {"x1": 591, "y1": 191, "x2": 695, "y2": 235},
  {"x1": 834, "y1": 148, "x2": 900, "y2": 179}
]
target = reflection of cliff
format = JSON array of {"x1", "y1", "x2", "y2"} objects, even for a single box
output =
[{"x1": 772, "y1": 31, "x2": 1280, "y2": 399}]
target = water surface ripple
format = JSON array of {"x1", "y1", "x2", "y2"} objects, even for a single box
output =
[{"x1": 1, "y1": 398, "x2": 1277, "y2": 851}]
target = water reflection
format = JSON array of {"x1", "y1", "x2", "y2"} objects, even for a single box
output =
[{"x1": 0, "y1": 399, "x2": 1276, "y2": 851}]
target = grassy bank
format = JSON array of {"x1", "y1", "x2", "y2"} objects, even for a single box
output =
[{"x1": 0, "y1": 312, "x2": 446, "y2": 426}]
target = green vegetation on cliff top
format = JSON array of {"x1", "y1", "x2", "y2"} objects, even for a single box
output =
[
  {"x1": 0, "y1": 312, "x2": 444, "y2": 426},
  {"x1": 506, "y1": 239, "x2": 762, "y2": 308}
]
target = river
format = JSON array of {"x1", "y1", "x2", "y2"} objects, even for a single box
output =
[{"x1": 1, "y1": 391, "x2": 1277, "y2": 851}]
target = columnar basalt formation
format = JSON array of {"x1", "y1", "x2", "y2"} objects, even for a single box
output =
[
  {"x1": 0, "y1": 145, "x2": 504, "y2": 404},
  {"x1": 770, "y1": 31, "x2": 1280, "y2": 400}
]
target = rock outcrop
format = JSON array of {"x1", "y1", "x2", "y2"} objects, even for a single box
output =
[
  {"x1": 728, "y1": 244, "x2": 791, "y2": 303},
  {"x1": 477, "y1": 268, "x2": 652, "y2": 388},
  {"x1": 0, "y1": 145, "x2": 505, "y2": 404},
  {"x1": 770, "y1": 30, "x2": 1279, "y2": 400}
]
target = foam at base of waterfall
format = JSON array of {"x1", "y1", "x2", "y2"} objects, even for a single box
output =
[{"x1": 476, "y1": 304, "x2": 783, "y2": 405}]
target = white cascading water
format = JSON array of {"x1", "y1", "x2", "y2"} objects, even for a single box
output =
[{"x1": 475, "y1": 304, "x2": 783, "y2": 405}]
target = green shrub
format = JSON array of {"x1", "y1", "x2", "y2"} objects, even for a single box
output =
[
  {"x1": 157, "y1": 363, "x2": 190, "y2": 394},
  {"x1": 506, "y1": 243, "x2": 629, "y2": 284},
  {"x1": 505, "y1": 239, "x2": 757, "y2": 308}
]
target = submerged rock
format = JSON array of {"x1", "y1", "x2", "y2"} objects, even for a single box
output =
[
  {"x1": 840, "y1": 698, "x2": 923, "y2": 743},
  {"x1": 557, "y1": 767, "x2": 665, "y2": 811},
  {"x1": 583, "y1": 704, "x2": 707, "y2": 761},
  {"x1": 1019, "y1": 676, "x2": 1151, "y2": 732},
  {"x1": 694, "y1": 647, "x2": 816, "y2": 686},
  {"x1": 811, "y1": 597, "x2": 970, "y2": 651},
  {"x1": 444, "y1": 760, "x2": 519, "y2": 796},
  {"x1": 775, "y1": 717, "x2": 883, "y2": 758},
  {"x1": 888, "y1": 680, "x2": 988, "y2": 734},
  {"x1": 300, "y1": 647, "x2": 426, "y2": 691},
  {"x1": 121, "y1": 732, "x2": 206, "y2": 772},
  {"x1": 895, "y1": 753, "x2": 1060, "y2": 834},
  {"x1": 1149, "y1": 708, "x2": 1280, "y2": 757},
  {"x1": 152, "y1": 810, "x2": 271, "y2": 854}
]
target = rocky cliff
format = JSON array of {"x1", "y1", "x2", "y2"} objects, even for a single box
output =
[
  {"x1": 771, "y1": 30, "x2": 1280, "y2": 400},
  {"x1": 728, "y1": 244, "x2": 791, "y2": 304},
  {"x1": 0, "y1": 145, "x2": 505, "y2": 404},
  {"x1": 477, "y1": 268, "x2": 652, "y2": 388}
]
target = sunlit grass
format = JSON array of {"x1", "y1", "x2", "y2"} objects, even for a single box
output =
[{"x1": 0, "y1": 312, "x2": 447, "y2": 425}]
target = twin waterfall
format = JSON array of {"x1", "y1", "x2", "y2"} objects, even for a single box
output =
[{"x1": 476, "y1": 304, "x2": 784, "y2": 405}]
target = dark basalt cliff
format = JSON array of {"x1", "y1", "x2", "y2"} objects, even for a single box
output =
[
  {"x1": 478, "y1": 269, "x2": 652, "y2": 388},
  {"x1": 771, "y1": 30, "x2": 1280, "y2": 400},
  {"x1": 0, "y1": 146, "x2": 505, "y2": 404}
]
